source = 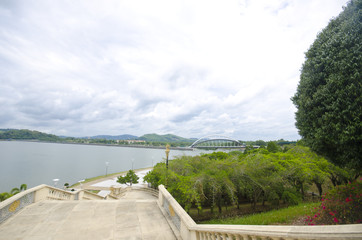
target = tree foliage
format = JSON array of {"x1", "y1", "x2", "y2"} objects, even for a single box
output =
[
  {"x1": 0, "y1": 184, "x2": 27, "y2": 202},
  {"x1": 145, "y1": 147, "x2": 351, "y2": 215},
  {"x1": 292, "y1": 0, "x2": 362, "y2": 170},
  {"x1": 117, "y1": 170, "x2": 139, "y2": 186},
  {"x1": 0, "y1": 129, "x2": 61, "y2": 141},
  {"x1": 267, "y1": 141, "x2": 281, "y2": 153}
]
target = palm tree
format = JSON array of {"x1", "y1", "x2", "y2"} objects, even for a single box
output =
[
  {"x1": 0, "y1": 192, "x2": 12, "y2": 202},
  {"x1": 20, "y1": 184, "x2": 27, "y2": 191},
  {"x1": 0, "y1": 184, "x2": 28, "y2": 202},
  {"x1": 10, "y1": 184, "x2": 27, "y2": 196},
  {"x1": 10, "y1": 187, "x2": 20, "y2": 195}
]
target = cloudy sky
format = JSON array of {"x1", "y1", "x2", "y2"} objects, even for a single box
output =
[{"x1": 0, "y1": 0, "x2": 349, "y2": 140}]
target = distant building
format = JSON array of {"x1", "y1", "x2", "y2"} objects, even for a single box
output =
[{"x1": 126, "y1": 140, "x2": 145, "y2": 144}]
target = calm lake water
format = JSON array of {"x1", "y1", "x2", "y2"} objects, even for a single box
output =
[{"x1": 0, "y1": 141, "x2": 203, "y2": 192}]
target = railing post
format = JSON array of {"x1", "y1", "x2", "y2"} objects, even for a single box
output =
[{"x1": 158, "y1": 187, "x2": 164, "y2": 206}]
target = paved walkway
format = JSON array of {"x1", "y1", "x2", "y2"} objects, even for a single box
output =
[
  {"x1": 78, "y1": 168, "x2": 153, "y2": 191},
  {"x1": 0, "y1": 191, "x2": 176, "y2": 240}
]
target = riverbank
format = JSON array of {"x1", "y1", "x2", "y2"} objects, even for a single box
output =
[{"x1": 0, "y1": 139, "x2": 194, "y2": 151}]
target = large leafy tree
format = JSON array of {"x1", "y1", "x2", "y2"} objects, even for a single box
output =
[{"x1": 292, "y1": 0, "x2": 362, "y2": 170}]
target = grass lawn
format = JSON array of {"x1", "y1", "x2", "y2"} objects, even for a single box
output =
[{"x1": 201, "y1": 202, "x2": 320, "y2": 225}]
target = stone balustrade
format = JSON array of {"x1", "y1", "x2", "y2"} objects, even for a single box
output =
[
  {"x1": 158, "y1": 185, "x2": 362, "y2": 240},
  {"x1": 110, "y1": 185, "x2": 128, "y2": 198},
  {"x1": 132, "y1": 186, "x2": 159, "y2": 197},
  {"x1": 0, "y1": 184, "x2": 104, "y2": 224},
  {"x1": 110, "y1": 185, "x2": 159, "y2": 199}
]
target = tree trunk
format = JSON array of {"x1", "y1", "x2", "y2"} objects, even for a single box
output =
[
  {"x1": 329, "y1": 175, "x2": 337, "y2": 187},
  {"x1": 298, "y1": 182, "x2": 305, "y2": 200},
  {"x1": 314, "y1": 182, "x2": 323, "y2": 197},
  {"x1": 218, "y1": 204, "x2": 222, "y2": 214}
]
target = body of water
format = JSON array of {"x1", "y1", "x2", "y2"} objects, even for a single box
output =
[{"x1": 0, "y1": 141, "x2": 203, "y2": 192}]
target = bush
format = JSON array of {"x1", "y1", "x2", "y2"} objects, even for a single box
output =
[{"x1": 306, "y1": 178, "x2": 362, "y2": 225}]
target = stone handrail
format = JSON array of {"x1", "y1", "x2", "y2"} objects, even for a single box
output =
[
  {"x1": 109, "y1": 185, "x2": 159, "y2": 199},
  {"x1": 192, "y1": 224, "x2": 362, "y2": 240},
  {"x1": 0, "y1": 184, "x2": 104, "y2": 224},
  {"x1": 110, "y1": 185, "x2": 128, "y2": 198},
  {"x1": 132, "y1": 186, "x2": 159, "y2": 197},
  {"x1": 158, "y1": 185, "x2": 362, "y2": 240},
  {"x1": 81, "y1": 190, "x2": 106, "y2": 200}
]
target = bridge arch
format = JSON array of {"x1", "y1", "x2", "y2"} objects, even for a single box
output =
[{"x1": 190, "y1": 135, "x2": 243, "y2": 148}]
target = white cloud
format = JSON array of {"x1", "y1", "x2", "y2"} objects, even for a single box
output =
[{"x1": 0, "y1": 0, "x2": 349, "y2": 140}]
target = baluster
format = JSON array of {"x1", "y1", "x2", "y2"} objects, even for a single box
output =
[
  {"x1": 206, "y1": 232, "x2": 210, "y2": 240},
  {"x1": 210, "y1": 232, "x2": 215, "y2": 240},
  {"x1": 198, "y1": 231, "x2": 203, "y2": 240},
  {"x1": 257, "y1": 237, "x2": 268, "y2": 240},
  {"x1": 226, "y1": 233, "x2": 233, "y2": 240},
  {"x1": 216, "y1": 232, "x2": 221, "y2": 240},
  {"x1": 234, "y1": 234, "x2": 242, "y2": 240}
]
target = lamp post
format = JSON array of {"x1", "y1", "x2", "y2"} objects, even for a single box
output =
[
  {"x1": 53, "y1": 179, "x2": 59, "y2": 188},
  {"x1": 165, "y1": 144, "x2": 170, "y2": 169},
  {"x1": 105, "y1": 162, "x2": 109, "y2": 176},
  {"x1": 78, "y1": 179, "x2": 85, "y2": 189},
  {"x1": 165, "y1": 144, "x2": 170, "y2": 187}
]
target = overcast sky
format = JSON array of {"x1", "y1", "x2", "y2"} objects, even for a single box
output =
[{"x1": 0, "y1": 0, "x2": 349, "y2": 140}]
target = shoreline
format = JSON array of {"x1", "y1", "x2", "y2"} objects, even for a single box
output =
[{"x1": 0, "y1": 139, "x2": 194, "y2": 151}]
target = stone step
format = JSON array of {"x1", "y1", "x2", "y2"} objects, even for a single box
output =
[{"x1": 0, "y1": 199, "x2": 176, "y2": 240}]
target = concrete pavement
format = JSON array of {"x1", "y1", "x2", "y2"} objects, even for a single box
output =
[{"x1": 0, "y1": 190, "x2": 176, "y2": 240}]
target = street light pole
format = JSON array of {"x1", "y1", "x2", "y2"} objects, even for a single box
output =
[
  {"x1": 165, "y1": 144, "x2": 170, "y2": 169},
  {"x1": 105, "y1": 162, "x2": 109, "y2": 176},
  {"x1": 53, "y1": 179, "x2": 59, "y2": 188},
  {"x1": 78, "y1": 179, "x2": 85, "y2": 189},
  {"x1": 165, "y1": 144, "x2": 170, "y2": 187}
]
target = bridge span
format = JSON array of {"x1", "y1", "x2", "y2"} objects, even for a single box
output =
[{"x1": 190, "y1": 135, "x2": 245, "y2": 149}]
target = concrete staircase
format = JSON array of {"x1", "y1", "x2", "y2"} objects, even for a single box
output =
[{"x1": 0, "y1": 190, "x2": 176, "y2": 240}]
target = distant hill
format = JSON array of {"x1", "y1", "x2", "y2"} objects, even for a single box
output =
[
  {"x1": 0, "y1": 129, "x2": 195, "y2": 143},
  {"x1": 138, "y1": 133, "x2": 194, "y2": 142},
  {"x1": 0, "y1": 129, "x2": 61, "y2": 141},
  {"x1": 86, "y1": 134, "x2": 138, "y2": 140}
]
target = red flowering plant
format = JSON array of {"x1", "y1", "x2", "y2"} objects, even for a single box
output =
[{"x1": 305, "y1": 178, "x2": 362, "y2": 225}]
